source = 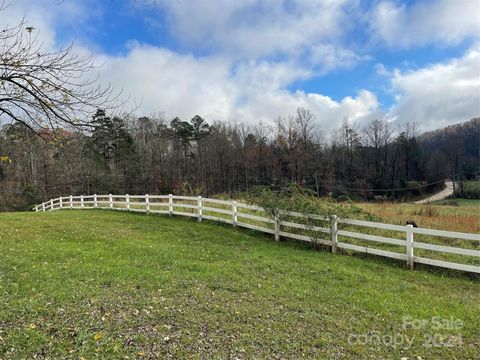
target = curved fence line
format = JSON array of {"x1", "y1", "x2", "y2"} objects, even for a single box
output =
[{"x1": 33, "y1": 194, "x2": 480, "y2": 274}]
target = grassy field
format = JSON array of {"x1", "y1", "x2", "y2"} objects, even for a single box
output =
[
  {"x1": 357, "y1": 200, "x2": 480, "y2": 234},
  {"x1": 0, "y1": 210, "x2": 479, "y2": 359},
  {"x1": 434, "y1": 198, "x2": 480, "y2": 207}
]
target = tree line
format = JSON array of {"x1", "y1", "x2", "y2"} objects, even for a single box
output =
[{"x1": 1, "y1": 108, "x2": 478, "y2": 211}]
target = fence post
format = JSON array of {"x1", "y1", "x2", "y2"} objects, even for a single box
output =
[
  {"x1": 145, "y1": 194, "x2": 150, "y2": 214},
  {"x1": 232, "y1": 201, "x2": 237, "y2": 227},
  {"x1": 59, "y1": 197, "x2": 63, "y2": 209},
  {"x1": 197, "y1": 196, "x2": 202, "y2": 222},
  {"x1": 42, "y1": 202, "x2": 45, "y2": 212},
  {"x1": 274, "y1": 210, "x2": 280, "y2": 242},
  {"x1": 81, "y1": 195, "x2": 84, "y2": 208},
  {"x1": 126, "y1": 194, "x2": 130, "y2": 210},
  {"x1": 109, "y1": 194, "x2": 113, "y2": 209},
  {"x1": 70, "y1": 195, "x2": 73, "y2": 209},
  {"x1": 169, "y1": 194, "x2": 173, "y2": 216},
  {"x1": 94, "y1": 194, "x2": 97, "y2": 208},
  {"x1": 50, "y1": 198, "x2": 53, "y2": 210},
  {"x1": 406, "y1": 224, "x2": 414, "y2": 270},
  {"x1": 331, "y1": 215, "x2": 338, "y2": 254}
]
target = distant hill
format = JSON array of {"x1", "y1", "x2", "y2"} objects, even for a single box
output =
[
  {"x1": 418, "y1": 117, "x2": 479, "y2": 143},
  {"x1": 417, "y1": 117, "x2": 479, "y2": 181}
]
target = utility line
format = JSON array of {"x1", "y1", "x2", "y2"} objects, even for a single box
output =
[
  {"x1": 316, "y1": 169, "x2": 479, "y2": 192},
  {"x1": 319, "y1": 179, "x2": 447, "y2": 192}
]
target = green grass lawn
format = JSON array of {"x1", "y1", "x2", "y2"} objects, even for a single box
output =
[{"x1": 0, "y1": 210, "x2": 478, "y2": 359}]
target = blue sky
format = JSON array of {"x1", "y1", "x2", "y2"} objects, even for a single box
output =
[{"x1": 2, "y1": 0, "x2": 479, "y2": 134}]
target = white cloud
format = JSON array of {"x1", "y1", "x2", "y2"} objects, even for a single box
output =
[
  {"x1": 97, "y1": 45, "x2": 236, "y2": 120},
  {"x1": 386, "y1": 48, "x2": 480, "y2": 131},
  {"x1": 309, "y1": 44, "x2": 369, "y2": 74},
  {"x1": 96, "y1": 43, "x2": 378, "y2": 135},
  {"x1": 1, "y1": 0, "x2": 478, "y2": 136},
  {"x1": 150, "y1": 0, "x2": 362, "y2": 70},
  {"x1": 233, "y1": 88, "x2": 379, "y2": 136},
  {"x1": 0, "y1": 0, "x2": 93, "y2": 49},
  {"x1": 370, "y1": 0, "x2": 480, "y2": 48},
  {"x1": 0, "y1": 0, "x2": 379, "y2": 135}
]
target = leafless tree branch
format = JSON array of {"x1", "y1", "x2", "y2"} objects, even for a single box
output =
[{"x1": 0, "y1": 9, "x2": 125, "y2": 136}]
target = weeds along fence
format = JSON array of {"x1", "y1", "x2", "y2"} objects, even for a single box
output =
[{"x1": 33, "y1": 194, "x2": 480, "y2": 274}]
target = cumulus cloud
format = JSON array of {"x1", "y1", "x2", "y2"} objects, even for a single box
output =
[
  {"x1": 97, "y1": 45, "x2": 235, "y2": 120},
  {"x1": 1, "y1": 0, "x2": 478, "y2": 136},
  {"x1": 89, "y1": 0, "x2": 379, "y2": 133},
  {"x1": 149, "y1": 0, "x2": 363, "y2": 71},
  {"x1": 96, "y1": 43, "x2": 379, "y2": 135},
  {"x1": 370, "y1": 0, "x2": 480, "y2": 48},
  {"x1": 0, "y1": 0, "x2": 380, "y2": 135},
  {"x1": 385, "y1": 48, "x2": 480, "y2": 131}
]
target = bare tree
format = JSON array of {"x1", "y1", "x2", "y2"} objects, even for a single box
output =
[
  {"x1": 0, "y1": 8, "x2": 120, "y2": 135},
  {"x1": 275, "y1": 116, "x2": 300, "y2": 182},
  {"x1": 252, "y1": 121, "x2": 271, "y2": 184},
  {"x1": 363, "y1": 119, "x2": 391, "y2": 177},
  {"x1": 363, "y1": 119, "x2": 390, "y2": 149},
  {"x1": 336, "y1": 117, "x2": 361, "y2": 182},
  {"x1": 400, "y1": 121, "x2": 418, "y2": 139},
  {"x1": 295, "y1": 107, "x2": 315, "y2": 183}
]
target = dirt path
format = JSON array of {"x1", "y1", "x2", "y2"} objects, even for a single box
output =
[{"x1": 415, "y1": 181, "x2": 454, "y2": 204}]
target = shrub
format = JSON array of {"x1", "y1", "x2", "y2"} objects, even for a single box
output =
[
  {"x1": 244, "y1": 184, "x2": 370, "y2": 218},
  {"x1": 243, "y1": 185, "x2": 377, "y2": 248}
]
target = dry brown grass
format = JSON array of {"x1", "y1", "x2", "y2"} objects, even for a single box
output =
[{"x1": 358, "y1": 202, "x2": 480, "y2": 233}]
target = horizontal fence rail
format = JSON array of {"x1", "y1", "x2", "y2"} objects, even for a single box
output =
[{"x1": 33, "y1": 194, "x2": 480, "y2": 274}]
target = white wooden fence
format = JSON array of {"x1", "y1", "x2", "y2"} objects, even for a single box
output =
[{"x1": 33, "y1": 194, "x2": 480, "y2": 274}]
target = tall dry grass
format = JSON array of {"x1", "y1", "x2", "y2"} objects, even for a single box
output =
[{"x1": 358, "y1": 203, "x2": 480, "y2": 233}]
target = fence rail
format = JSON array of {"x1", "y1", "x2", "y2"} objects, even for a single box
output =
[{"x1": 33, "y1": 194, "x2": 480, "y2": 274}]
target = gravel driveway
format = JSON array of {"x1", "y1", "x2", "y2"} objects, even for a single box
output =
[{"x1": 415, "y1": 181, "x2": 454, "y2": 204}]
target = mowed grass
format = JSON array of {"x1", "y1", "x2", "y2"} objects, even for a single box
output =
[{"x1": 0, "y1": 210, "x2": 479, "y2": 359}]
